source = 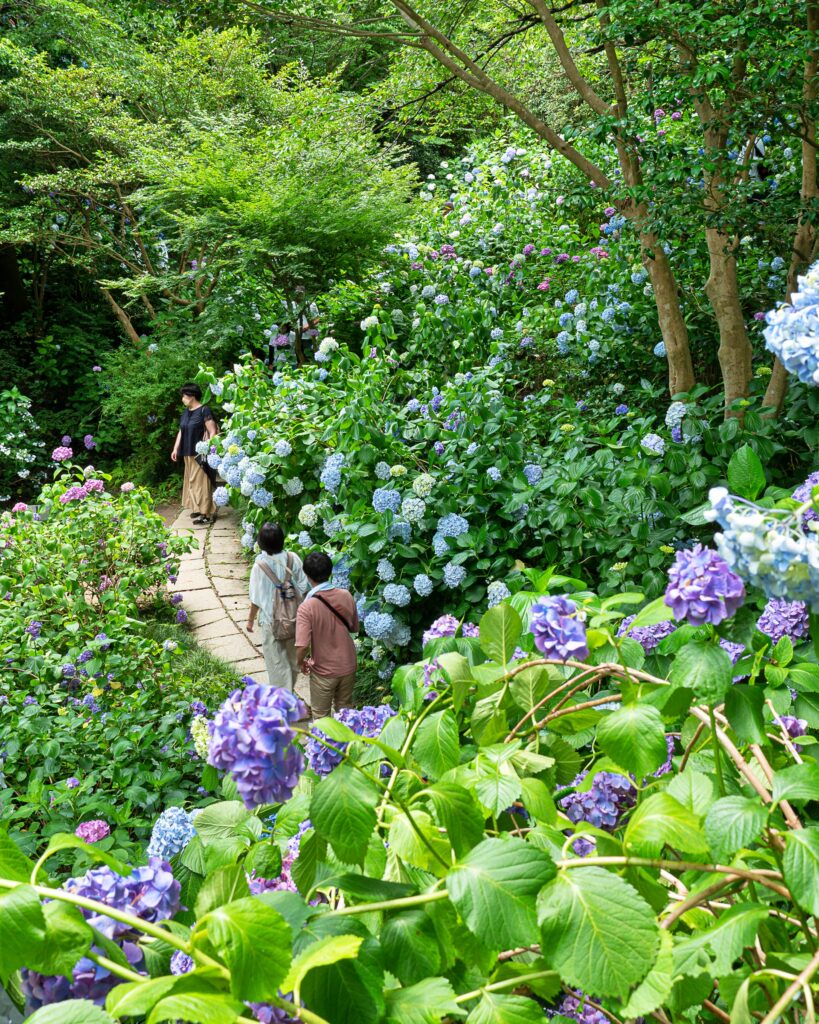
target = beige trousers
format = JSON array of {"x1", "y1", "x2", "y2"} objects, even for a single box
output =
[
  {"x1": 182, "y1": 456, "x2": 216, "y2": 517},
  {"x1": 260, "y1": 627, "x2": 298, "y2": 691},
  {"x1": 309, "y1": 671, "x2": 355, "y2": 720}
]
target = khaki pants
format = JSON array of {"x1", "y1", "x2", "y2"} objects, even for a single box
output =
[
  {"x1": 182, "y1": 456, "x2": 216, "y2": 517},
  {"x1": 260, "y1": 627, "x2": 298, "y2": 691},
  {"x1": 309, "y1": 671, "x2": 355, "y2": 720}
]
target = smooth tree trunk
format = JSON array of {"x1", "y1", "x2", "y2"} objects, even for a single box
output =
[{"x1": 704, "y1": 226, "x2": 753, "y2": 412}]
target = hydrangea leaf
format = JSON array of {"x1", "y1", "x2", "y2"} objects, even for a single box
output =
[
  {"x1": 783, "y1": 828, "x2": 819, "y2": 916},
  {"x1": 727, "y1": 444, "x2": 766, "y2": 500},
  {"x1": 447, "y1": 837, "x2": 556, "y2": 949},
  {"x1": 724, "y1": 685, "x2": 766, "y2": 744},
  {"x1": 380, "y1": 909, "x2": 442, "y2": 985},
  {"x1": 0, "y1": 883, "x2": 46, "y2": 984},
  {"x1": 194, "y1": 863, "x2": 251, "y2": 918},
  {"x1": 146, "y1": 992, "x2": 244, "y2": 1024},
  {"x1": 465, "y1": 992, "x2": 545, "y2": 1024},
  {"x1": 669, "y1": 641, "x2": 733, "y2": 703},
  {"x1": 24, "y1": 901, "x2": 92, "y2": 980},
  {"x1": 281, "y1": 933, "x2": 364, "y2": 996},
  {"x1": 311, "y1": 764, "x2": 379, "y2": 865},
  {"x1": 666, "y1": 771, "x2": 716, "y2": 817},
  {"x1": 519, "y1": 778, "x2": 557, "y2": 825},
  {"x1": 479, "y1": 604, "x2": 522, "y2": 664},
  {"x1": 596, "y1": 703, "x2": 668, "y2": 777},
  {"x1": 772, "y1": 762, "x2": 819, "y2": 804},
  {"x1": 25, "y1": 1001, "x2": 117, "y2": 1024},
  {"x1": 508, "y1": 667, "x2": 552, "y2": 712},
  {"x1": 300, "y1": 933, "x2": 384, "y2": 1024},
  {"x1": 413, "y1": 709, "x2": 460, "y2": 779},
  {"x1": 672, "y1": 904, "x2": 769, "y2": 978},
  {"x1": 624, "y1": 793, "x2": 709, "y2": 857},
  {"x1": 620, "y1": 929, "x2": 674, "y2": 1017},
  {"x1": 423, "y1": 781, "x2": 487, "y2": 857},
  {"x1": 200, "y1": 897, "x2": 292, "y2": 1002},
  {"x1": 384, "y1": 977, "x2": 465, "y2": 1024},
  {"x1": 704, "y1": 797, "x2": 767, "y2": 862},
  {"x1": 388, "y1": 809, "x2": 451, "y2": 873},
  {"x1": 537, "y1": 867, "x2": 659, "y2": 999},
  {"x1": 193, "y1": 802, "x2": 258, "y2": 843}
]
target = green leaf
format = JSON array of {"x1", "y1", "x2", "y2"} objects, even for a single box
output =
[
  {"x1": 447, "y1": 837, "x2": 556, "y2": 949},
  {"x1": 724, "y1": 686, "x2": 766, "y2": 744},
  {"x1": 388, "y1": 809, "x2": 450, "y2": 873},
  {"x1": 436, "y1": 652, "x2": 474, "y2": 712},
  {"x1": 0, "y1": 883, "x2": 45, "y2": 983},
  {"x1": 537, "y1": 867, "x2": 659, "y2": 999},
  {"x1": 26, "y1": 1001, "x2": 117, "y2": 1024},
  {"x1": 311, "y1": 716, "x2": 359, "y2": 742},
  {"x1": 380, "y1": 910, "x2": 441, "y2": 985},
  {"x1": 194, "y1": 802, "x2": 257, "y2": 843},
  {"x1": 201, "y1": 898, "x2": 292, "y2": 1002},
  {"x1": 773, "y1": 762, "x2": 819, "y2": 804},
  {"x1": 244, "y1": 841, "x2": 282, "y2": 882},
  {"x1": 311, "y1": 764, "x2": 379, "y2": 865},
  {"x1": 424, "y1": 782, "x2": 486, "y2": 857},
  {"x1": 596, "y1": 704, "x2": 668, "y2": 777},
  {"x1": 25, "y1": 901, "x2": 92, "y2": 978},
  {"x1": 147, "y1": 992, "x2": 244, "y2": 1024},
  {"x1": 282, "y1": 933, "x2": 364, "y2": 995},
  {"x1": 783, "y1": 828, "x2": 819, "y2": 916},
  {"x1": 620, "y1": 929, "x2": 674, "y2": 1017},
  {"x1": 106, "y1": 977, "x2": 180, "y2": 1018},
  {"x1": 666, "y1": 771, "x2": 716, "y2": 817},
  {"x1": 670, "y1": 642, "x2": 733, "y2": 703},
  {"x1": 466, "y1": 992, "x2": 545, "y2": 1024},
  {"x1": 0, "y1": 830, "x2": 39, "y2": 882},
  {"x1": 194, "y1": 864, "x2": 251, "y2": 918},
  {"x1": 673, "y1": 904, "x2": 769, "y2": 978},
  {"x1": 620, "y1": 596, "x2": 674, "y2": 633},
  {"x1": 479, "y1": 605, "x2": 522, "y2": 664},
  {"x1": 473, "y1": 759, "x2": 522, "y2": 817},
  {"x1": 318, "y1": 874, "x2": 415, "y2": 902},
  {"x1": 624, "y1": 793, "x2": 709, "y2": 857},
  {"x1": 413, "y1": 710, "x2": 460, "y2": 779},
  {"x1": 35, "y1": 833, "x2": 131, "y2": 876},
  {"x1": 519, "y1": 778, "x2": 556, "y2": 825},
  {"x1": 384, "y1": 977, "x2": 466, "y2": 1024},
  {"x1": 509, "y1": 667, "x2": 552, "y2": 713},
  {"x1": 727, "y1": 444, "x2": 766, "y2": 500},
  {"x1": 704, "y1": 797, "x2": 767, "y2": 861},
  {"x1": 300, "y1": 931, "x2": 384, "y2": 1024}
]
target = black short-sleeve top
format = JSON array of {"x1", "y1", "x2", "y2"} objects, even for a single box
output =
[{"x1": 179, "y1": 404, "x2": 215, "y2": 456}]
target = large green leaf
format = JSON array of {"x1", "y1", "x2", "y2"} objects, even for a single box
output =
[
  {"x1": 772, "y1": 762, "x2": 819, "y2": 804},
  {"x1": 300, "y1": 931, "x2": 384, "y2": 1024},
  {"x1": 537, "y1": 867, "x2": 659, "y2": 999},
  {"x1": 35, "y1": 833, "x2": 130, "y2": 877},
  {"x1": 147, "y1": 992, "x2": 244, "y2": 1024},
  {"x1": 384, "y1": 977, "x2": 465, "y2": 1024},
  {"x1": 388, "y1": 809, "x2": 450, "y2": 873},
  {"x1": 436, "y1": 652, "x2": 474, "y2": 712},
  {"x1": 424, "y1": 782, "x2": 486, "y2": 857},
  {"x1": 621, "y1": 596, "x2": 674, "y2": 633},
  {"x1": 201, "y1": 898, "x2": 291, "y2": 1002},
  {"x1": 666, "y1": 771, "x2": 716, "y2": 817},
  {"x1": 282, "y1": 933, "x2": 364, "y2": 995},
  {"x1": 704, "y1": 797, "x2": 767, "y2": 862},
  {"x1": 24, "y1": 901, "x2": 92, "y2": 979},
  {"x1": 669, "y1": 642, "x2": 733, "y2": 703},
  {"x1": 380, "y1": 910, "x2": 441, "y2": 985},
  {"x1": 26, "y1": 1001, "x2": 117, "y2": 1024},
  {"x1": 413, "y1": 710, "x2": 460, "y2": 779},
  {"x1": 194, "y1": 802, "x2": 259, "y2": 843},
  {"x1": 518, "y1": 778, "x2": 556, "y2": 825},
  {"x1": 0, "y1": 830, "x2": 39, "y2": 883},
  {"x1": 620, "y1": 929, "x2": 674, "y2": 1018},
  {"x1": 508, "y1": 667, "x2": 552, "y2": 713},
  {"x1": 673, "y1": 904, "x2": 769, "y2": 978},
  {"x1": 447, "y1": 837, "x2": 556, "y2": 949},
  {"x1": 194, "y1": 864, "x2": 251, "y2": 918},
  {"x1": 466, "y1": 992, "x2": 545, "y2": 1024},
  {"x1": 624, "y1": 793, "x2": 709, "y2": 857},
  {"x1": 724, "y1": 686, "x2": 766, "y2": 744},
  {"x1": 595, "y1": 703, "x2": 668, "y2": 778},
  {"x1": 479, "y1": 605, "x2": 522, "y2": 664},
  {"x1": 727, "y1": 444, "x2": 766, "y2": 500},
  {"x1": 0, "y1": 883, "x2": 45, "y2": 983},
  {"x1": 311, "y1": 764, "x2": 379, "y2": 865},
  {"x1": 783, "y1": 828, "x2": 819, "y2": 917}
]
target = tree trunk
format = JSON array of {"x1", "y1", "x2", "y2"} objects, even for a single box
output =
[
  {"x1": 704, "y1": 226, "x2": 753, "y2": 412},
  {"x1": 639, "y1": 232, "x2": 696, "y2": 396},
  {"x1": 100, "y1": 287, "x2": 142, "y2": 345}
]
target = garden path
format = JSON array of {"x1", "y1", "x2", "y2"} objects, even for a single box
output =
[{"x1": 167, "y1": 506, "x2": 312, "y2": 708}]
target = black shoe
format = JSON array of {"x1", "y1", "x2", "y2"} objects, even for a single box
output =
[{"x1": 191, "y1": 514, "x2": 207, "y2": 524}]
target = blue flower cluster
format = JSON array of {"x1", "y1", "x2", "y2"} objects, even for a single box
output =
[
  {"x1": 665, "y1": 538, "x2": 746, "y2": 624},
  {"x1": 487, "y1": 580, "x2": 511, "y2": 607},
  {"x1": 414, "y1": 573, "x2": 434, "y2": 596},
  {"x1": 320, "y1": 452, "x2": 344, "y2": 494},
  {"x1": 617, "y1": 615, "x2": 676, "y2": 652},
  {"x1": 529, "y1": 595, "x2": 589, "y2": 662},
  {"x1": 523, "y1": 463, "x2": 543, "y2": 486},
  {"x1": 764, "y1": 262, "x2": 819, "y2": 385},
  {"x1": 443, "y1": 562, "x2": 467, "y2": 588},
  {"x1": 363, "y1": 610, "x2": 396, "y2": 641},
  {"x1": 372, "y1": 487, "x2": 401, "y2": 514},
  {"x1": 306, "y1": 704, "x2": 396, "y2": 776},
  {"x1": 383, "y1": 583, "x2": 411, "y2": 606},
  {"x1": 376, "y1": 558, "x2": 396, "y2": 581},
  {"x1": 146, "y1": 807, "x2": 196, "y2": 860},
  {"x1": 437, "y1": 513, "x2": 469, "y2": 537}
]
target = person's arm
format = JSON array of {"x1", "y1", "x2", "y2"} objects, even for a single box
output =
[
  {"x1": 295, "y1": 606, "x2": 311, "y2": 672},
  {"x1": 203, "y1": 406, "x2": 218, "y2": 440},
  {"x1": 247, "y1": 564, "x2": 262, "y2": 632},
  {"x1": 171, "y1": 429, "x2": 181, "y2": 462},
  {"x1": 247, "y1": 602, "x2": 259, "y2": 632}
]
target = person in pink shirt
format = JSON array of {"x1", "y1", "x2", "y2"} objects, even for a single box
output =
[{"x1": 295, "y1": 551, "x2": 360, "y2": 719}]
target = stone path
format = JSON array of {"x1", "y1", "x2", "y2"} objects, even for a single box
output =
[{"x1": 168, "y1": 506, "x2": 311, "y2": 707}]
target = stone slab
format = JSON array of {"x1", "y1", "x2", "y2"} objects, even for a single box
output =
[
  {"x1": 212, "y1": 576, "x2": 248, "y2": 598},
  {"x1": 200, "y1": 634, "x2": 257, "y2": 662},
  {"x1": 180, "y1": 589, "x2": 222, "y2": 612},
  {"x1": 194, "y1": 618, "x2": 240, "y2": 641},
  {"x1": 174, "y1": 568, "x2": 212, "y2": 592},
  {"x1": 205, "y1": 552, "x2": 244, "y2": 566},
  {"x1": 188, "y1": 607, "x2": 228, "y2": 628},
  {"x1": 207, "y1": 537, "x2": 242, "y2": 555},
  {"x1": 233, "y1": 657, "x2": 268, "y2": 679}
]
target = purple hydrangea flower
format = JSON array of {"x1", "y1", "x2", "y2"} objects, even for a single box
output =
[
  {"x1": 792, "y1": 471, "x2": 819, "y2": 528},
  {"x1": 191, "y1": 700, "x2": 208, "y2": 717},
  {"x1": 561, "y1": 770, "x2": 636, "y2": 846},
  {"x1": 615, "y1": 404, "x2": 629, "y2": 415},
  {"x1": 209, "y1": 684, "x2": 306, "y2": 808},
  {"x1": 433, "y1": 441, "x2": 445, "y2": 455},
  {"x1": 170, "y1": 951, "x2": 194, "y2": 975},
  {"x1": 84, "y1": 434, "x2": 96, "y2": 450},
  {"x1": 25, "y1": 621, "x2": 42, "y2": 639},
  {"x1": 775, "y1": 715, "x2": 808, "y2": 740},
  {"x1": 757, "y1": 599, "x2": 810, "y2": 644},
  {"x1": 75, "y1": 820, "x2": 110, "y2": 843},
  {"x1": 66, "y1": 777, "x2": 80, "y2": 789},
  {"x1": 617, "y1": 615, "x2": 676, "y2": 652},
  {"x1": 306, "y1": 705, "x2": 395, "y2": 776},
  {"x1": 665, "y1": 545, "x2": 745, "y2": 626},
  {"x1": 77, "y1": 650, "x2": 94, "y2": 664},
  {"x1": 171, "y1": 593, "x2": 184, "y2": 606},
  {"x1": 176, "y1": 608, "x2": 188, "y2": 624},
  {"x1": 529, "y1": 595, "x2": 589, "y2": 661},
  {"x1": 554, "y1": 990, "x2": 609, "y2": 1024},
  {"x1": 422, "y1": 614, "x2": 479, "y2": 647},
  {"x1": 23, "y1": 695, "x2": 38, "y2": 706}
]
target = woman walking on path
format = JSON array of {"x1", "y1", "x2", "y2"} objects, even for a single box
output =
[
  {"x1": 246, "y1": 523, "x2": 308, "y2": 690},
  {"x1": 295, "y1": 551, "x2": 359, "y2": 719},
  {"x1": 170, "y1": 383, "x2": 218, "y2": 524}
]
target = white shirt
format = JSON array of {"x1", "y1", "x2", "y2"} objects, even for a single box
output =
[{"x1": 249, "y1": 551, "x2": 308, "y2": 628}]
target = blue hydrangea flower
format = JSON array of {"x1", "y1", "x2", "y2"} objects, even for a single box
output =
[
  {"x1": 389, "y1": 520, "x2": 412, "y2": 542},
  {"x1": 402, "y1": 497, "x2": 426, "y2": 523},
  {"x1": 764, "y1": 262, "x2": 819, "y2": 385},
  {"x1": 490, "y1": 327, "x2": 504, "y2": 340},
  {"x1": 565, "y1": 289, "x2": 579, "y2": 304},
  {"x1": 414, "y1": 573, "x2": 434, "y2": 596},
  {"x1": 665, "y1": 544, "x2": 745, "y2": 626},
  {"x1": 559, "y1": 312, "x2": 574, "y2": 328},
  {"x1": 320, "y1": 453, "x2": 344, "y2": 494},
  {"x1": 432, "y1": 533, "x2": 450, "y2": 557},
  {"x1": 529, "y1": 595, "x2": 589, "y2": 661},
  {"x1": 376, "y1": 558, "x2": 396, "y2": 581},
  {"x1": 147, "y1": 807, "x2": 196, "y2": 860},
  {"x1": 251, "y1": 487, "x2": 273, "y2": 508},
  {"x1": 487, "y1": 580, "x2": 511, "y2": 607},
  {"x1": 364, "y1": 611, "x2": 396, "y2": 641},
  {"x1": 437, "y1": 513, "x2": 469, "y2": 537},
  {"x1": 443, "y1": 562, "x2": 467, "y2": 588},
  {"x1": 523, "y1": 463, "x2": 543, "y2": 485},
  {"x1": 213, "y1": 487, "x2": 229, "y2": 506},
  {"x1": 375, "y1": 461, "x2": 391, "y2": 480},
  {"x1": 601, "y1": 307, "x2": 616, "y2": 323},
  {"x1": 383, "y1": 583, "x2": 411, "y2": 607},
  {"x1": 372, "y1": 488, "x2": 401, "y2": 514},
  {"x1": 274, "y1": 440, "x2": 292, "y2": 457},
  {"x1": 654, "y1": 341, "x2": 667, "y2": 357},
  {"x1": 640, "y1": 433, "x2": 665, "y2": 456},
  {"x1": 487, "y1": 467, "x2": 502, "y2": 482}
]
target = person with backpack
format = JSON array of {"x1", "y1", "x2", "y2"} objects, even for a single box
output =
[
  {"x1": 295, "y1": 551, "x2": 359, "y2": 720},
  {"x1": 246, "y1": 522, "x2": 308, "y2": 690}
]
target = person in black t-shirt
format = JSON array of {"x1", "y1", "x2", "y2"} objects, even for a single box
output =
[{"x1": 171, "y1": 383, "x2": 218, "y2": 524}]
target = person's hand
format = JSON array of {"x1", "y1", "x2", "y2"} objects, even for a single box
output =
[
  {"x1": 170, "y1": 449, "x2": 179, "y2": 463},
  {"x1": 246, "y1": 620, "x2": 254, "y2": 632}
]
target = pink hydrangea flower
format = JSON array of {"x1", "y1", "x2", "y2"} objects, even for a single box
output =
[
  {"x1": 75, "y1": 820, "x2": 110, "y2": 843},
  {"x1": 11, "y1": 502, "x2": 27, "y2": 513},
  {"x1": 537, "y1": 280, "x2": 550, "y2": 291},
  {"x1": 59, "y1": 486, "x2": 88, "y2": 504},
  {"x1": 84, "y1": 479, "x2": 105, "y2": 494},
  {"x1": 92, "y1": 365, "x2": 102, "y2": 372},
  {"x1": 52, "y1": 446, "x2": 73, "y2": 462},
  {"x1": 120, "y1": 482, "x2": 135, "y2": 492}
]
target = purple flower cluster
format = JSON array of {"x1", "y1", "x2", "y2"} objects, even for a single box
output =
[
  {"x1": 51, "y1": 446, "x2": 73, "y2": 462},
  {"x1": 422, "y1": 614, "x2": 479, "y2": 647},
  {"x1": 529, "y1": 595, "x2": 588, "y2": 661},
  {"x1": 561, "y1": 770, "x2": 636, "y2": 856},
  {"x1": 306, "y1": 705, "x2": 396, "y2": 776},
  {"x1": 75, "y1": 820, "x2": 110, "y2": 842},
  {"x1": 209, "y1": 684, "x2": 306, "y2": 808},
  {"x1": 757, "y1": 599, "x2": 810, "y2": 645},
  {"x1": 25, "y1": 621, "x2": 42, "y2": 638},
  {"x1": 665, "y1": 544, "x2": 745, "y2": 626},
  {"x1": 617, "y1": 615, "x2": 676, "y2": 652},
  {"x1": 792, "y1": 471, "x2": 819, "y2": 528},
  {"x1": 554, "y1": 991, "x2": 609, "y2": 1024},
  {"x1": 775, "y1": 715, "x2": 808, "y2": 740}
]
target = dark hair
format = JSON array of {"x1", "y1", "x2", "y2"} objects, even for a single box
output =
[
  {"x1": 303, "y1": 551, "x2": 332, "y2": 583},
  {"x1": 258, "y1": 522, "x2": 285, "y2": 555},
  {"x1": 180, "y1": 382, "x2": 202, "y2": 400}
]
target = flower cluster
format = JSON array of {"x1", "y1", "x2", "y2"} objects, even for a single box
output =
[
  {"x1": 487, "y1": 580, "x2": 511, "y2": 607},
  {"x1": 763, "y1": 261, "x2": 819, "y2": 385},
  {"x1": 75, "y1": 820, "x2": 110, "y2": 843},
  {"x1": 209, "y1": 684, "x2": 306, "y2": 808},
  {"x1": 560, "y1": 770, "x2": 637, "y2": 856},
  {"x1": 665, "y1": 541, "x2": 745, "y2": 625},
  {"x1": 422, "y1": 613, "x2": 479, "y2": 647},
  {"x1": 306, "y1": 705, "x2": 396, "y2": 775},
  {"x1": 372, "y1": 487, "x2": 401, "y2": 514},
  {"x1": 617, "y1": 615, "x2": 676, "y2": 652},
  {"x1": 756, "y1": 599, "x2": 810, "y2": 645},
  {"x1": 529, "y1": 595, "x2": 588, "y2": 661},
  {"x1": 146, "y1": 806, "x2": 196, "y2": 859}
]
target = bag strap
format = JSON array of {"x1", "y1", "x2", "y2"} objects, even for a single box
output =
[
  {"x1": 257, "y1": 559, "x2": 283, "y2": 587},
  {"x1": 313, "y1": 593, "x2": 352, "y2": 632},
  {"x1": 283, "y1": 551, "x2": 293, "y2": 584}
]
